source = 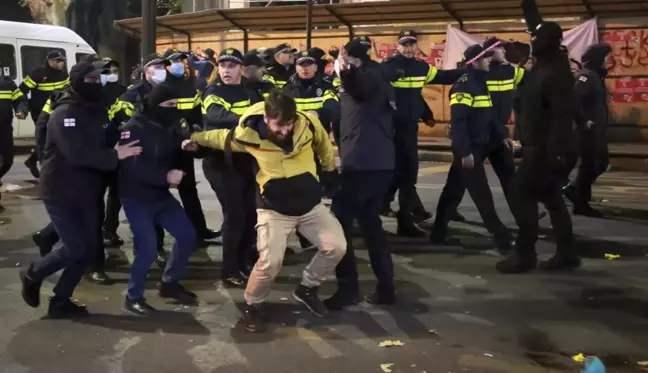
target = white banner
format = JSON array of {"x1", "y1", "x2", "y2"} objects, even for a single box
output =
[{"x1": 441, "y1": 18, "x2": 599, "y2": 70}]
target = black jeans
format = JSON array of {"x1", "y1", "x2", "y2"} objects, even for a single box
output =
[
  {"x1": 574, "y1": 144, "x2": 609, "y2": 207},
  {"x1": 332, "y1": 170, "x2": 394, "y2": 296},
  {"x1": 103, "y1": 170, "x2": 121, "y2": 235}
]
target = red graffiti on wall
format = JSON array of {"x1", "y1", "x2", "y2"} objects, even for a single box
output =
[
  {"x1": 602, "y1": 29, "x2": 648, "y2": 73},
  {"x1": 611, "y1": 77, "x2": 648, "y2": 103}
]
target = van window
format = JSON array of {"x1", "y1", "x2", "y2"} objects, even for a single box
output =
[
  {"x1": 20, "y1": 46, "x2": 66, "y2": 77},
  {"x1": 0, "y1": 44, "x2": 17, "y2": 79},
  {"x1": 76, "y1": 52, "x2": 94, "y2": 63}
]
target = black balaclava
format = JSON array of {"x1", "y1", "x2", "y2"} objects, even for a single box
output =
[
  {"x1": 146, "y1": 83, "x2": 180, "y2": 127},
  {"x1": 309, "y1": 47, "x2": 328, "y2": 75},
  {"x1": 581, "y1": 43, "x2": 612, "y2": 77},
  {"x1": 69, "y1": 61, "x2": 105, "y2": 103},
  {"x1": 531, "y1": 21, "x2": 563, "y2": 59},
  {"x1": 345, "y1": 39, "x2": 371, "y2": 64}
]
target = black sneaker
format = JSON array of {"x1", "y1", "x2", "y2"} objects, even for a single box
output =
[
  {"x1": 155, "y1": 252, "x2": 167, "y2": 268},
  {"x1": 24, "y1": 157, "x2": 40, "y2": 179},
  {"x1": 19, "y1": 267, "x2": 42, "y2": 308},
  {"x1": 86, "y1": 271, "x2": 115, "y2": 286},
  {"x1": 199, "y1": 229, "x2": 222, "y2": 240},
  {"x1": 103, "y1": 232, "x2": 124, "y2": 248},
  {"x1": 323, "y1": 291, "x2": 360, "y2": 310},
  {"x1": 293, "y1": 285, "x2": 328, "y2": 317},
  {"x1": 123, "y1": 297, "x2": 157, "y2": 316},
  {"x1": 241, "y1": 304, "x2": 266, "y2": 333},
  {"x1": 32, "y1": 232, "x2": 54, "y2": 257},
  {"x1": 539, "y1": 254, "x2": 581, "y2": 271},
  {"x1": 47, "y1": 299, "x2": 89, "y2": 319},
  {"x1": 413, "y1": 210, "x2": 433, "y2": 224},
  {"x1": 158, "y1": 282, "x2": 198, "y2": 304},
  {"x1": 562, "y1": 185, "x2": 577, "y2": 205},
  {"x1": 495, "y1": 253, "x2": 538, "y2": 274},
  {"x1": 451, "y1": 212, "x2": 467, "y2": 222},
  {"x1": 396, "y1": 222, "x2": 427, "y2": 238},
  {"x1": 365, "y1": 292, "x2": 396, "y2": 306},
  {"x1": 223, "y1": 275, "x2": 246, "y2": 288}
]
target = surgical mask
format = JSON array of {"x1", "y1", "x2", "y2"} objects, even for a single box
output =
[
  {"x1": 170, "y1": 62, "x2": 185, "y2": 77},
  {"x1": 100, "y1": 74, "x2": 108, "y2": 86},
  {"x1": 149, "y1": 69, "x2": 167, "y2": 84},
  {"x1": 106, "y1": 74, "x2": 119, "y2": 83}
]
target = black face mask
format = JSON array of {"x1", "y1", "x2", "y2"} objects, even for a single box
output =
[
  {"x1": 73, "y1": 82, "x2": 103, "y2": 103},
  {"x1": 149, "y1": 106, "x2": 180, "y2": 128}
]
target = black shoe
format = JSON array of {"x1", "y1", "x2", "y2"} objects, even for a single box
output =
[
  {"x1": 223, "y1": 275, "x2": 246, "y2": 288},
  {"x1": 396, "y1": 223, "x2": 427, "y2": 238},
  {"x1": 158, "y1": 282, "x2": 198, "y2": 304},
  {"x1": 430, "y1": 231, "x2": 462, "y2": 245},
  {"x1": 24, "y1": 158, "x2": 40, "y2": 179},
  {"x1": 413, "y1": 210, "x2": 433, "y2": 224},
  {"x1": 496, "y1": 253, "x2": 538, "y2": 274},
  {"x1": 123, "y1": 297, "x2": 157, "y2": 316},
  {"x1": 293, "y1": 285, "x2": 328, "y2": 317},
  {"x1": 86, "y1": 271, "x2": 115, "y2": 286},
  {"x1": 241, "y1": 304, "x2": 267, "y2": 333},
  {"x1": 155, "y1": 252, "x2": 167, "y2": 268},
  {"x1": 365, "y1": 292, "x2": 396, "y2": 306},
  {"x1": 323, "y1": 291, "x2": 360, "y2": 310},
  {"x1": 539, "y1": 254, "x2": 581, "y2": 271},
  {"x1": 199, "y1": 229, "x2": 222, "y2": 240},
  {"x1": 573, "y1": 205, "x2": 603, "y2": 218},
  {"x1": 19, "y1": 267, "x2": 42, "y2": 308},
  {"x1": 496, "y1": 239, "x2": 514, "y2": 256},
  {"x1": 380, "y1": 206, "x2": 397, "y2": 218},
  {"x1": 451, "y1": 212, "x2": 466, "y2": 222},
  {"x1": 47, "y1": 298, "x2": 89, "y2": 319},
  {"x1": 538, "y1": 211, "x2": 548, "y2": 220},
  {"x1": 562, "y1": 185, "x2": 577, "y2": 205},
  {"x1": 32, "y1": 232, "x2": 53, "y2": 257},
  {"x1": 103, "y1": 232, "x2": 124, "y2": 248}
]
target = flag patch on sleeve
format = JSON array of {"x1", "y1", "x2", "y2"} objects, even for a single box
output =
[
  {"x1": 63, "y1": 118, "x2": 76, "y2": 127},
  {"x1": 579, "y1": 76, "x2": 588, "y2": 82},
  {"x1": 120, "y1": 131, "x2": 131, "y2": 139}
]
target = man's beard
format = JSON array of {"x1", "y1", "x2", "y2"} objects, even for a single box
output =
[{"x1": 267, "y1": 129, "x2": 293, "y2": 148}]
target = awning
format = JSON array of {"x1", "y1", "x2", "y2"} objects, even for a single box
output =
[{"x1": 114, "y1": 0, "x2": 648, "y2": 36}]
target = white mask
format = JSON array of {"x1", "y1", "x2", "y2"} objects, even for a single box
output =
[
  {"x1": 150, "y1": 69, "x2": 167, "y2": 85},
  {"x1": 106, "y1": 74, "x2": 119, "y2": 83},
  {"x1": 334, "y1": 59, "x2": 341, "y2": 77},
  {"x1": 100, "y1": 74, "x2": 108, "y2": 86}
]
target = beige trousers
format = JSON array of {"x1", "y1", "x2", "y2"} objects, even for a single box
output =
[{"x1": 244, "y1": 203, "x2": 347, "y2": 305}]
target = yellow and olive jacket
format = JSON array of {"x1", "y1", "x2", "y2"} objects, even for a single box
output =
[{"x1": 191, "y1": 101, "x2": 335, "y2": 216}]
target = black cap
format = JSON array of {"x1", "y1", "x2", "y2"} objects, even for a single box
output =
[
  {"x1": 398, "y1": 30, "x2": 418, "y2": 45},
  {"x1": 148, "y1": 83, "x2": 180, "y2": 108},
  {"x1": 483, "y1": 37, "x2": 505, "y2": 50},
  {"x1": 354, "y1": 36, "x2": 372, "y2": 48},
  {"x1": 203, "y1": 48, "x2": 215, "y2": 58},
  {"x1": 295, "y1": 50, "x2": 317, "y2": 65},
  {"x1": 47, "y1": 51, "x2": 66, "y2": 61},
  {"x1": 217, "y1": 48, "x2": 243, "y2": 64},
  {"x1": 274, "y1": 43, "x2": 297, "y2": 55},
  {"x1": 143, "y1": 53, "x2": 170, "y2": 68},
  {"x1": 162, "y1": 48, "x2": 188, "y2": 61},
  {"x1": 69, "y1": 60, "x2": 109, "y2": 86},
  {"x1": 309, "y1": 47, "x2": 326, "y2": 61},
  {"x1": 344, "y1": 39, "x2": 370, "y2": 60},
  {"x1": 243, "y1": 52, "x2": 265, "y2": 67},
  {"x1": 463, "y1": 44, "x2": 494, "y2": 65}
]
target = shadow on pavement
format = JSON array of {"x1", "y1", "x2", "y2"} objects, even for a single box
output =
[{"x1": 74, "y1": 311, "x2": 211, "y2": 335}]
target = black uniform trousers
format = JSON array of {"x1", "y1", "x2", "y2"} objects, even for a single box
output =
[
  {"x1": 432, "y1": 148, "x2": 511, "y2": 246},
  {"x1": 25, "y1": 109, "x2": 42, "y2": 166},
  {"x1": 574, "y1": 139, "x2": 609, "y2": 207},
  {"x1": 512, "y1": 147, "x2": 573, "y2": 255},
  {"x1": 31, "y1": 195, "x2": 103, "y2": 302},
  {"x1": 454, "y1": 141, "x2": 517, "y2": 214},
  {"x1": 331, "y1": 170, "x2": 394, "y2": 296},
  {"x1": 202, "y1": 157, "x2": 257, "y2": 277},
  {"x1": 392, "y1": 124, "x2": 420, "y2": 223},
  {"x1": 103, "y1": 170, "x2": 122, "y2": 235},
  {"x1": 0, "y1": 136, "x2": 14, "y2": 182}
]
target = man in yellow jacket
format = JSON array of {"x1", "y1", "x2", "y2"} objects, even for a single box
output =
[{"x1": 183, "y1": 89, "x2": 346, "y2": 333}]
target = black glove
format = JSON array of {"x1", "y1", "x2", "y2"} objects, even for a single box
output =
[{"x1": 320, "y1": 169, "x2": 341, "y2": 198}]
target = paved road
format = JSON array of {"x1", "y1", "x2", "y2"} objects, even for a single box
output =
[{"x1": 1, "y1": 156, "x2": 647, "y2": 373}]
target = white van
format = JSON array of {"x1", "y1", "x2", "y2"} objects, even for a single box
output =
[{"x1": 0, "y1": 20, "x2": 96, "y2": 139}]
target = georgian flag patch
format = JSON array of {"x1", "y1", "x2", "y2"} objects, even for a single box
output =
[
  {"x1": 120, "y1": 131, "x2": 131, "y2": 139},
  {"x1": 63, "y1": 118, "x2": 76, "y2": 127},
  {"x1": 579, "y1": 76, "x2": 588, "y2": 82}
]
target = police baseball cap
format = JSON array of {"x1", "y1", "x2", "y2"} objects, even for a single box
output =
[
  {"x1": 398, "y1": 30, "x2": 418, "y2": 45},
  {"x1": 354, "y1": 36, "x2": 372, "y2": 48},
  {"x1": 70, "y1": 60, "x2": 109, "y2": 83},
  {"x1": 47, "y1": 51, "x2": 66, "y2": 61},
  {"x1": 243, "y1": 51, "x2": 265, "y2": 67},
  {"x1": 218, "y1": 48, "x2": 243, "y2": 64},
  {"x1": 344, "y1": 39, "x2": 368, "y2": 60},
  {"x1": 463, "y1": 44, "x2": 494, "y2": 65},
  {"x1": 295, "y1": 50, "x2": 317, "y2": 65},
  {"x1": 143, "y1": 53, "x2": 171, "y2": 68},
  {"x1": 274, "y1": 43, "x2": 297, "y2": 55},
  {"x1": 163, "y1": 48, "x2": 188, "y2": 61},
  {"x1": 483, "y1": 37, "x2": 505, "y2": 50}
]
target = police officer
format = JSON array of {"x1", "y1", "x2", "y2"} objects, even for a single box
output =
[
  {"x1": 162, "y1": 48, "x2": 220, "y2": 242},
  {"x1": 202, "y1": 48, "x2": 269, "y2": 287},
  {"x1": 327, "y1": 39, "x2": 396, "y2": 309},
  {"x1": 429, "y1": 45, "x2": 512, "y2": 252},
  {"x1": 562, "y1": 43, "x2": 612, "y2": 218},
  {"x1": 18, "y1": 60, "x2": 142, "y2": 318},
  {"x1": 496, "y1": 21, "x2": 578, "y2": 274},
  {"x1": 381, "y1": 30, "x2": 463, "y2": 236},
  {"x1": 242, "y1": 51, "x2": 268, "y2": 88},
  {"x1": 119, "y1": 83, "x2": 198, "y2": 316},
  {"x1": 20, "y1": 51, "x2": 70, "y2": 179},
  {"x1": 0, "y1": 66, "x2": 28, "y2": 212},
  {"x1": 263, "y1": 43, "x2": 296, "y2": 88}
]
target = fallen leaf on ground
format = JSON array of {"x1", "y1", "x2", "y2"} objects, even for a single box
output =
[
  {"x1": 379, "y1": 340, "x2": 405, "y2": 347},
  {"x1": 604, "y1": 253, "x2": 620, "y2": 260},
  {"x1": 380, "y1": 363, "x2": 394, "y2": 372},
  {"x1": 572, "y1": 353, "x2": 586, "y2": 363},
  {"x1": 484, "y1": 353, "x2": 494, "y2": 357}
]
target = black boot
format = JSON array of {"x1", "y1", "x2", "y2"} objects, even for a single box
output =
[
  {"x1": 86, "y1": 271, "x2": 115, "y2": 285},
  {"x1": 539, "y1": 253, "x2": 581, "y2": 271},
  {"x1": 365, "y1": 291, "x2": 396, "y2": 306},
  {"x1": 496, "y1": 253, "x2": 538, "y2": 274},
  {"x1": 158, "y1": 282, "x2": 198, "y2": 304},
  {"x1": 293, "y1": 285, "x2": 328, "y2": 317},
  {"x1": 24, "y1": 155, "x2": 40, "y2": 179},
  {"x1": 413, "y1": 210, "x2": 433, "y2": 223},
  {"x1": 323, "y1": 289, "x2": 360, "y2": 310},
  {"x1": 199, "y1": 229, "x2": 222, "y2": 240},
  {"x1": 19, "y1": 266, "x2": 42, "y2": 308},
  {"x1": 451, "y1": 211, "x2": 466, "y2": 222},
  {"x1": 103, "y1": 231, "x2": 124, "y2": 248},
  {"x1": 396, "y1": 213, "x2": 427, "y2": 237},
  {"x1": 47, "y1": 298, "x2": 89, "y2": 319},
  {"x1": 32, "y1": 231, "x2": 54, "y2": 257},
  {"x1": 380, "y1": 205, "x2": 397, "y2": 218},
  {"x1": 562, "y1": 184, "x2": 577, "y2": 205},
  {"x1": 241, "y1": 304, "x2": 266, "y2": 333},
  {"x1": 123, "y1": 297, "x2": 157, "y2": 316}
]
